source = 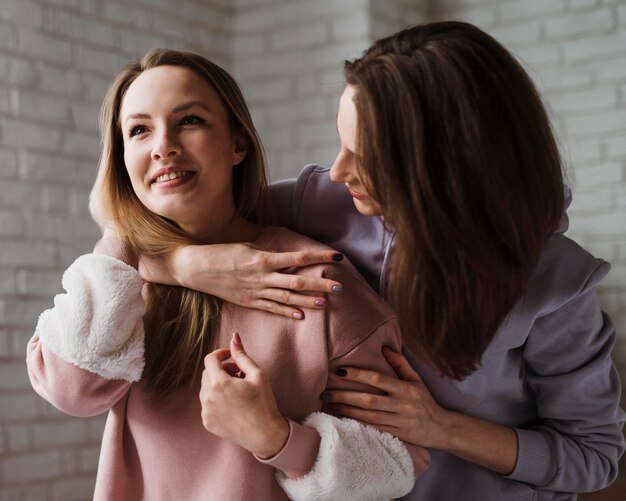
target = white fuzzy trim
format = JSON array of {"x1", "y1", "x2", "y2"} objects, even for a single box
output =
[
  {"x1": 35, "y1": 254, "x2": 146, "y2": 382},
  {"x1": 278, "y1": 412, "x2": 415, "y2": 501}
]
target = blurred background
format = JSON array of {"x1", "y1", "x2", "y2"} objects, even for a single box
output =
[{"x1": 0, "y1": 0, "x2": 624, "y2": 499}]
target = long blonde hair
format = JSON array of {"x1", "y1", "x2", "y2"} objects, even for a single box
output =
[{"x1": 90, "y1": 49, "x2": 267, "y2": 397}]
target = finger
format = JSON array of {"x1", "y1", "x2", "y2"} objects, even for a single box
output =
[
  {"x1": 221, "y1": 362, "x2": 242, "y2": 378},
  {"x1": 335, "y1": 367, "x2": 399, "y2": 393},
  {"x1": 250, "y1": 299, "x2": 306, "y2": 320},
  {"x1": 322, "y1": 389, "x2": 395, "y2": 412},
  {"x1": 203, "y1": 348, "x2": 231, "y2": 372},
  {"x1": 262, "y1": 287, "x2": 328, "y2": 310},
  {"x1": 265, "y1": 250, "x2": 344, "y2": 270},
  {"x1": 229, "y1": 333, "x2": 260, "y2": 376},
  {"x1": 266, "y1": 272, "x2": 343, "y2": 295},
  {"x1": 382, "y1": 347, "x2": 423, "y2": 383},
  {"x1": 330, "y1": 403, "x2": 398, "y2": 427}
]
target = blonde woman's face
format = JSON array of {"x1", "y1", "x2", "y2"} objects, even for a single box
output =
[
  {"x1": 329, "y1": 85, "x2": 380, "y2": 216},
  {"x1": 119, "y1": 65, "x2": 245, "y2": 235}
]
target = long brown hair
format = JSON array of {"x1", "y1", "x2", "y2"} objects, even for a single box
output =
[
  {"x1": 344, "y1": 21, "x2": 564, "y2": 379},
  {"x1": 90, "y1": 49, "x2": 267, "y2": 397}
]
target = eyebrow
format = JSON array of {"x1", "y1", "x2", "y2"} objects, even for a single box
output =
[{"x1": 123, "y1": 101, "x2": 213, "y2": 124}]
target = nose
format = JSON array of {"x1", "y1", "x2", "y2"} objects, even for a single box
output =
[
  {"x1": 329, "y1": 149, "x2": 350, "y2": 183},
  {"x1": 151, "y1": 128, "x2": 181, "y2": 161}
]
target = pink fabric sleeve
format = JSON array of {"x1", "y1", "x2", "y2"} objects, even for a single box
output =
[
  {"x1": 93, "y1": 231, "x2": 138, "y2": 268},
  {"x1": 256, "y1": 419, "x2": 321, "y2": 478},
  {"x1": 27, "y1": 337, "x2": 130, "y2": 417}
]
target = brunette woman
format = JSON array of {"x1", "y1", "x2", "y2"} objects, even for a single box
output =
[{"x1": 144, "y1": 23, "x2": 625, "y2": 500}]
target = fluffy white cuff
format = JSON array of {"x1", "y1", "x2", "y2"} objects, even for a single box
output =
[
  {"x1": 278, "y1": 412, "x2": 415, "y2": 501},
  {"x1": 35, "y1": 254, "x2": 146, "y2": 382}
]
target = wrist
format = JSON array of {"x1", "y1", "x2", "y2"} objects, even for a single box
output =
[
  {"x1": 170, "y1": 245, "x2": 191, "y2": 287},
  {"x1": 430, "y1": 408, "x2": 460, "y2": 451},
  {"x1": 255, "y1": 416, "x2": 290, "y2": 459},
  {"x1": 432, "y1": 410, "x2": 518, "y2": 475}
]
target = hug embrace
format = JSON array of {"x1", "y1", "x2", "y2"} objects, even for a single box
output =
[{"x1": 27, "y1": 21, "x2": 624, "y2": 501}]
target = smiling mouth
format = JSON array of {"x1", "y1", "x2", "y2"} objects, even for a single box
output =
[{"x1": 152, "y1": 171, "x2": 194, "y2": 184}]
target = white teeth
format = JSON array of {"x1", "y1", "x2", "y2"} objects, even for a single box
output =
[{"x1": 155, "y1": 171, "x2": 191, "y2": 183}]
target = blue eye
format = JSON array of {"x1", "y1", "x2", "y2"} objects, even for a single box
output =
[{"x1": 181, "y1": 115, "x2": 205, "y2": 125}]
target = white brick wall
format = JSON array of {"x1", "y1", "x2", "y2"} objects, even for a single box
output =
[
  {"x1": 232, "y1": 0, "x2": 426, "y2": 181},
  {"x1": 0, "y1": 0, "x2": 233, "y2": 497}
]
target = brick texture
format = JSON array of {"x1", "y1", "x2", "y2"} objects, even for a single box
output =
[
  {"x1": 0, "y1": 0, "x2": 233, "y2": 497},
  {"x1": 232, "y1": 0, "x2": 426, "y2": 181}
]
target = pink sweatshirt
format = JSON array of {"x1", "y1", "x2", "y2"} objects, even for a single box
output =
[{"x1": 26, "y1": 226, "x2": 429, "y2": 501}]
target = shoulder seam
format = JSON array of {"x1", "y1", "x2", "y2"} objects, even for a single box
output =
[{"x1": 328, "y1": 316, "x2": 398, "y2": 362}]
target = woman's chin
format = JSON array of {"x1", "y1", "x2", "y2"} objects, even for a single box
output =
[{"x1": 352, "y1": 198, "x2": 381, "y2": 217}]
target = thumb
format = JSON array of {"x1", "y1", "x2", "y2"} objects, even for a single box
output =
[
  {"x1": 382, "y1": 347, "x2": 422, "y2": 383},
  {"x1": 230, "y1": 332, "x2": 259, "y2": 376}
]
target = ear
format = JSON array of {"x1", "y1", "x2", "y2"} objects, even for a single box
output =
[{"x1": 232, "y1": 132, "x2": 247, "y2": 166}]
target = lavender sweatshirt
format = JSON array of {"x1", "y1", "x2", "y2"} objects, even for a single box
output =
[{"x1": 270, "y1": 164, "x2": 626, "y2": 501}]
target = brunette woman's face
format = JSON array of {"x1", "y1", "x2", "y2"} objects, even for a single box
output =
[
  {"x1": 119, "y1": 65, "x2": 245, "y2": 235},
  {"x1": 330, "y1": 85, "x2": 381, "y2": 216}
]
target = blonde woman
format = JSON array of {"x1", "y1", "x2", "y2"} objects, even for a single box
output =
[{"x1": 26, "y1": 49, "x2": 429, "y2": 501}]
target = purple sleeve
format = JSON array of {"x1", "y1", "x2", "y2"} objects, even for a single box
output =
[
  {"x1": 268, "y1": 177, "x2": 297, "y2": 228},
  {"x1": 506, "y1": 263, "x2": 625, "y2": 490}
]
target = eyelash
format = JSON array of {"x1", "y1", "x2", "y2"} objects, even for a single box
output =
[
  {"x1": 127, "y1": 115, "x2": 207, "y2": 138},
  {"x1": 128, "y1": 124, "x2": 146, "y2": 138},
  {"x1": 180, "y1": 115, "x2": 205, "y2": 126}
]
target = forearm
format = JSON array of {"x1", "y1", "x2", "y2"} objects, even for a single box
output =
[
  {"x1": 438, "y1": 410, "x2": 518, "y2": 475},
  {"x1": 138, "y1": 246, "x2": 186, "y2": 286},
  {"x1": 250, "y1": 415, "x2": 291, "y2": 462}
]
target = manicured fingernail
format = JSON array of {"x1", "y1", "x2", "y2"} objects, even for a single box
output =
[
  {"x1": 332, "y1": 253, "x2": 343, "y2": 261},
  {"x1": 336, "y1": 368, "x2": 347, "y2": 377},
  {"x1": 232, "y1": 332, "x2": 242, "y2": 346},
  {"x1": 314, "y1": 299, "x2": 326, "y2": 307},
  {"x1": 292, "y1": 311, "x2": 304, "y2": 320},
  {"x1": 320, "y1": 392, "x2": 332, "y2": 402},
  {"x1": 332, "y1": 285, "x2": 344, "y2": 294}
]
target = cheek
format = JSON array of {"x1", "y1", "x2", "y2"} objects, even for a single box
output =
[{"x1": 123, "y1": 149, "x2": 146, "y2": 185}]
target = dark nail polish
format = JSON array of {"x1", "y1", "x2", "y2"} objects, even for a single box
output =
[
  {"x1": 320, "y1": 391, "x2": 332, "y2": 402},
  {"x1": 332, "y1": 285, "x2": 344, "y2": 294},
  {"x1": 336, "y1": 368, "x2": 347, "y2": 377},
  {"x1": 332, "y1": 253, "x2": 344, "y2": 261}
]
